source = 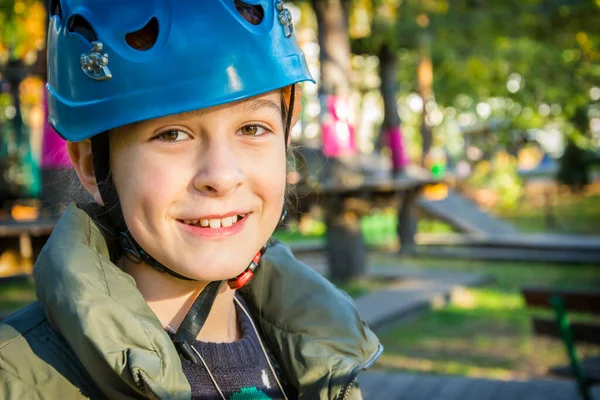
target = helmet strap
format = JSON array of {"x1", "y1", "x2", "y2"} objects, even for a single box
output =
[
  {"x1": 284, "y1": 84, "x2": 295, "y2": 144},
  {"x1": 173, "y1": 243, "x2": 266, "y2": 363},
  {"x1": 173, "y1": 280, "x2": 225, "y2": 363}
]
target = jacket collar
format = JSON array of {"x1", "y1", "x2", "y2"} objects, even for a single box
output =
[{"x1": 34, "y1": 204, "x2": 381, "y2": 399}]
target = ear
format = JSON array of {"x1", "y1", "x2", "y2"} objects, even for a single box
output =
[{"x1": 66, "y1": 139, "x2": 105, "y2": 206}]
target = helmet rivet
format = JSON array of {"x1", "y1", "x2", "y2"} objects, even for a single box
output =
[
  {"x1": 80, "y1": 41, "x2": 112, "y2": 81},
  {"x1": 275, "y1": 1, "x2": 293, "y2": 38}
]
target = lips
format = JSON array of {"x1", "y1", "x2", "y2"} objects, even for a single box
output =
[{"x1": 178, "y1": 213, "x2": 248, "y2": 229}]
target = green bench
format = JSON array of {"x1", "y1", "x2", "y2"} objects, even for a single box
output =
[{"x1": 522, "y1": 287, "x2": 600, "y2": 400}]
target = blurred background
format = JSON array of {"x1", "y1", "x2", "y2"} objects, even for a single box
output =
[{"x1": 0, "y1": 1, "x2": 599, "y2": 398}]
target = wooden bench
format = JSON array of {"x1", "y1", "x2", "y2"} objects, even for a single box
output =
[{"x1": 522, "y1": 287, "x2": 600, "y2": 400}]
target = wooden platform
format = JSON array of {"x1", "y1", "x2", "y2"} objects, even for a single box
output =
[
  {"x1": 416, "y1": 232, "x2": 600, "y2": 253},
  {"x1": 0, "y1": 217, "x2": 60, "y2": 276},
  {"x1": 0, "y1": 217, "x2": 58, "y2": 237},
  {"x1": 411, "y1": 245, "x2": 600, "y2": 265},
  {"x1": 295, "y1": 253, "x2": 492, "y2": 330},
  {"x1": 417, "y1": 188, "x2": 519, "y2": 235},
  {"x1": 359, "y1": 371, "x2": 600, "y2": 399},
  {"x1": 294, "y1": 170, "x2": 438, "y2": 197},
  {"x1": 286, "y1": 234, "x2": 600, "y2": 264}
]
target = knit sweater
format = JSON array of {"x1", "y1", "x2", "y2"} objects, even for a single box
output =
[{"x1": 169, "y1": 295, "x2": 287, "y2": 399}]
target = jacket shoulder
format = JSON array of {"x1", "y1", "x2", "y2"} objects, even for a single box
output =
[
  {"x1": 0, "y1": 302, "x2": 95, "y2": 399},
  {"x1": 1, "y1": 301, "x2": 46, "y2": 343}
]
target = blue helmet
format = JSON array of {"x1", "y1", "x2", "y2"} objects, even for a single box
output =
[{"x1": 47, "y1": 0, "x2": 314, "y2": 142}]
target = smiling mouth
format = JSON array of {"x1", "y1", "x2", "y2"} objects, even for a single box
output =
[{"x1": 178, "y1": 214, "x2": 248, "y2": 229}]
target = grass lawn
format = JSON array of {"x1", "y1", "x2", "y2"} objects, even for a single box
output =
[
  {"x1": 492, "y1": 182, "x2": 600, "y2": 235},
  {"x1": 274, "y1": 211, "x2": 455, "y2": 248},
  {"x1": 0, "y1": 278, "x2": 36, "y2": 316},
  {"x1": 368, "y1": 254, "x2": 600, "y2": 380}
]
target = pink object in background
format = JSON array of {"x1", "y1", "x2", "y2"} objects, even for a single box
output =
[
  {"x1": 321, "y1": 95, "x2": 357, "y2": 157},
  {"x1": 41, "y1": 91, "x2": 71, "y2": 169},
  {"x1": 386, "y1": 126, "x2": 408, "y2": 171}
]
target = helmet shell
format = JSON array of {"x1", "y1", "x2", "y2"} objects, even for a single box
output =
[{"x1": 47, "y1": 0, "x2": 314, "y2": 141}]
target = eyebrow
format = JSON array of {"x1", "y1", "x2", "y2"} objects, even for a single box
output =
[{"x1": 178, "y1": 98, "x2": 282, "y2": 119}]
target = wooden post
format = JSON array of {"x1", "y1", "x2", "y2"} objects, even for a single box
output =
[
  {"x1": 325, "y1": 196, "x2": 367, "y2": 283},
  {"x1": 397, "y1": 189, "x2": 418, "y2": 253}
]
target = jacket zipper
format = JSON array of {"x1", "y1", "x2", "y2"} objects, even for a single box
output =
[{"x1": 335, "y1": 344, "x2": 384, "y2": 400}]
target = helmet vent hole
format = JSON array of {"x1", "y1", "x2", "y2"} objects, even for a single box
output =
[
  {"x1": 49, "y1": 0, "x2": 62, "y2": 19},
  {"x1": 67, "y1": 15, "x2": 97, "y2": 43},
  {"x1": 126, "y1": 17, "x2": 159, "y2": 51},
  {"x1": 235, "y1": 0, "x2": 264, "y2": 25}
]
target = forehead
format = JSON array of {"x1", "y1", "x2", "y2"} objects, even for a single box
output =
[
  {"x1": 179, "y1": 92, "x2": 283, "y2": 120},
  {"x1": 139, "y1": 91, "x2": 283, "y2": 129}
]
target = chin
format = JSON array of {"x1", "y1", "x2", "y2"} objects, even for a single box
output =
[{"x1": 169, "y1": 255, "x2": 251, "y2": 283}]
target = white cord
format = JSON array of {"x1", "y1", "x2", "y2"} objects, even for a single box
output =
[
  {"x1": 160, "y1": 297, "x2": 289, "y2": 400},
  {"x1": 191, "y1": 345, "x2": 227, "y2": 400},
  {"x1": 234, "y1": 296, "x2": 289, "y2": 400}
]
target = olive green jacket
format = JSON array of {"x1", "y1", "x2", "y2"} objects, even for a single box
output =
[{"x1": 0, "y1": 205, "x2": 381, "y2": 399}]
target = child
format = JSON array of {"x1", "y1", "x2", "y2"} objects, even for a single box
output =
[{"x1": 0, "y1": 1, "x2": 381, "y2": 399}]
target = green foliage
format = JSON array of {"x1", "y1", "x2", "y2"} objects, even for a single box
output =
[
  {"x1": 465, "y1": 156, "x2": 524, "y2": 210},
  {"x1": 0, "y1": 0, "x2": 46, "y2": 62},
  {"x1": 557, "y1": 105, "x2": 595, "y2": 192},
  {"x1": 348, "y1": 0, "x2": 600, "y2": 137},
  {"x1": 557, "y1": 139, "x2": 591, "y2": 192}
]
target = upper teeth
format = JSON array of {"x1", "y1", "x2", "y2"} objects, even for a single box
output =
[{"x1": 182, "y1": 214, "x2": 244, "y2": 229}]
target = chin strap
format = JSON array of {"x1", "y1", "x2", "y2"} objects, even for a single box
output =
[
  {"x1": 172, "y1": 280, "x2": 224, "y2": 362},
  {"x1": 227, "y1": 244, "x2": 267, "y2": 289},
  {"x1": 174, "y1": 244, "x2": 267, "y2": 364},
  {"x1": 119, "y1": 231, "x2": 196, "y2": 281}
]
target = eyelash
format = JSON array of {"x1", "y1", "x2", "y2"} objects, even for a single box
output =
[
  {"x1": 237, "y1": 124, "x2": 273, "y2": 137},
  {"x1": 155, "y1": 130, "x2": 191, "y2": 142}
]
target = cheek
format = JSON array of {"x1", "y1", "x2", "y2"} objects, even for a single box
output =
[
  {"x1": 111, "y1": 147, "x2": 178, "y2": 223},
  {"x1": 252, "y1": 151, "x2": 287, "y2": 208}
]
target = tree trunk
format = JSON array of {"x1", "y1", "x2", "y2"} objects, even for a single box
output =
[
  {"x1": 380, "y1": 46, "x2": 399, "y2": 127},
  {"x1": 311, "y1": 0, "x2": 351, "y2": 97},
  {"x1": 6, "y1": 59, "x2": 25, "y2": 149},
  {"x1": 312, "y1": 0, "x2": 367, "y2": 282},
  {"x1": 325, "y1": 198, "x2": 367, "y2": 284},
  {"x1": 417, "y1": 35, "x2": 433, "y2": 167},
  {"x1": 311, "y1": 0, "x2": 356, "y2": 160},
  {"x1": 379, "y1": 44, "x2": 407, "y2": 175}
]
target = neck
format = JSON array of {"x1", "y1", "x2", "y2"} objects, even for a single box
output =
[{"x1": 122, "y1": 259, "x2": 240, "y2": 343}]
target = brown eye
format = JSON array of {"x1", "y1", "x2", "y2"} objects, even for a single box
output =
[
  {"x1": 238, "y1": 125, "x2": 270, "y2": 137},
  {"x1": 157, "y1": 130, "x2": 189, "y2": 142},
  {"x1": 240, "y1": 125, "x2": 258, "y2": 136}
]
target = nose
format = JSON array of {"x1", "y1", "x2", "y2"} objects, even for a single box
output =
[{"x1": 193, "y1": 138, "x2": 244, "y2": 197}]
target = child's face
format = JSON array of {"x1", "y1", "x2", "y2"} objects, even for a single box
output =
[{"x1": 109, "y1": 91, "x2": 287, "y2": 281}]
